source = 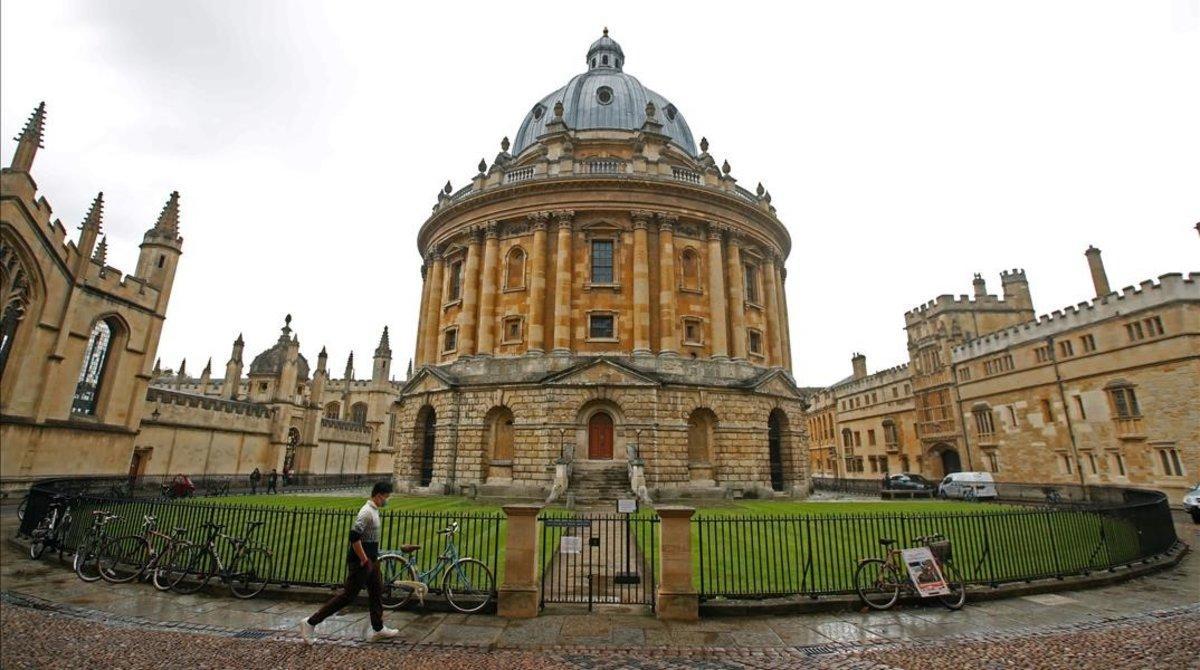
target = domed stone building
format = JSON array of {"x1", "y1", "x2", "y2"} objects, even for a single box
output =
[{"x1": 395, "y1": 31, "x2": 808, "y2": 500}]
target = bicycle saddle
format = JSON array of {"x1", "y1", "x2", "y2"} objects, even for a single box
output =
[
  {"x1": 879, "y1": 538, "x2": 897, "y2": 546},
  {"x1": 400, "y1": 544, "x2": 420, "y2": 553}
]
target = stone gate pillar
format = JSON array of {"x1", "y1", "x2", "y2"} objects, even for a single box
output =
[
  {"x1": 498, "y1": 504, "x2": 544, "y2": 618},
  {"x1": 656, "y1": 505, "x2": 699, "y2": 621}
]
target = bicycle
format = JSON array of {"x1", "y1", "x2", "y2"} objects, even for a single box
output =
[
  {"x1": 103, "y1": 515, "x2": 191, "y2": 588},
  {"x1": 376, "y1": 521, "x2": 495, "y2": 614},
  {"x1": 855, "y1": 533, "x2": 966, "y2": 611},
  {"x1": 1043, "y1": 487, "x2": 1064, "y2": 506},
  {"x1": 72, "y1": 510, "x2": 120, "y2": 582},
  {"x1": 28, "y1": 495, "x2": 74, "y2": 561},
  {"x1": 164, "y1": 521, "x2": 272, "y2": 598}
]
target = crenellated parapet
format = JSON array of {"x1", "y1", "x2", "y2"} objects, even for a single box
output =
[{"x1": 951, "y1": 272, "x2": 1199, "y2": 362}]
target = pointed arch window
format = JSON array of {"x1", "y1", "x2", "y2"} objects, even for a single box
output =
[
  {"x1": 0, "y1": 236, "x2": 35, "y2": 381},
  {"x1": 73, "y1": 319, "x2": 115, "y2": 415},
  {"x1": 504, "y1": 246, "x2": 527, "y2": 290},
  {"x1": 350, "y1": 402, "x2": 368, "y2": 425}
]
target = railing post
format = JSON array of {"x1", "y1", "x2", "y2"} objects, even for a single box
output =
[
  {"x1": 655, "y1": 505, "x2": 698, "y2": 621},
  {"x1": 498, "y1": 504, "x2": 543, "y2": 618}
]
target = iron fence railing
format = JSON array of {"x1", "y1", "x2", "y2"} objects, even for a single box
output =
[
  {"x1": 695, "y1": 485, "x2": 1179, "y2": 600},
  {"x1": 24, "y1": 473, "x2": 381, "y2": 504},
  {"x1": 17, "y1": 481, "x2": 505, "y2": 591}
]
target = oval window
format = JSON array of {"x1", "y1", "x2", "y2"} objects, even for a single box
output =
[
  {"x1": 596, "y1": 86, "x2": 613, "y2": 105},
  {"x1": 531, "y1": 103, "x2": 545, "y2": 120},
  {"x1": 665, "y1": 104, "x2": 678, "y2": 121}
]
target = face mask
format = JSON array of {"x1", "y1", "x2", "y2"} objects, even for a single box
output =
[{"x1": 377, "y1": 497, "x2": 388, "y2": 508}]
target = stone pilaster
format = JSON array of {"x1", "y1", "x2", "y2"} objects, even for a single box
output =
[
  {"x1": 706, "y1": 224, "x2": 729, "y2": 360},
  {"x1": 527, "y1": 212, "x2": 550, "y2": 354},
  {"x1": 414, "y1": 261, "x2": 430, "y2": 365},
  {"x1": 726, "y1": 233, "x2": 747, "y2": 361},
  {"x1": 657, "y1": 214, "x2": 679, "y2": 356},
  {"x1": 777, "y1": 262, "x2": 793, "y2": 371},
  {"x1": 551, "y1": 210, "x2": 575, "y2": 354},
  {"x1": 457, "y1": 228, "x2": 483, "y2": 356},
  {"x1": 421, "y1": 250, "x2": 445, "y2": 365},
  {"x1": 476, "y1": 222, "x2": 501, "y2": 355},
  {"x1": 631, "y1": 210, "x2": 653, "y2": 356},
  {"x1": 763, "y1": 253, "x2": 784, "y2": 367}
]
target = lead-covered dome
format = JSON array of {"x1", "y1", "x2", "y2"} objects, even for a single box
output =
[
  {"x1": 249, "y1": 315, "x2": 310, "y2": 379},
  {"x1": 511, "y1": 30, "x2": 697, "y2": 158}
]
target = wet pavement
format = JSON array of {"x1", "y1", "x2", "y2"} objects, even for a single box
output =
[{"x1": 1, "y1": 510, "x2": 1197, "y2": 668}]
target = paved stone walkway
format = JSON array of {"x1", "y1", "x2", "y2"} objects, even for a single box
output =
[{"x1": 1, "y1": 512, "x2": 1197, "y2": 668}]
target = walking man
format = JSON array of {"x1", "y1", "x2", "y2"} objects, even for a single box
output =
[
  {"x1": 249, "y1": 467, "x2": 261, "y2": 495},
  {"x1": 300, "y1": 481, "x2": 398, "y2": 644},
  {"x1": 267, "y1": 468, "x2": 279, "y2": 494}
]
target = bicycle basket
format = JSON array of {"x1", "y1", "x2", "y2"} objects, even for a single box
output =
[{"x1": 929, "y1": 540, "x2": 952, "y2": 563}]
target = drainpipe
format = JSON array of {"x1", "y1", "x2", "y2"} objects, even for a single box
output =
[
  {"x1": 1047, "y1": 335, "x2": 1089, "y2": 499},
  {"x1": 950, "y1": 362, "x2": 975, "y2": 471}
]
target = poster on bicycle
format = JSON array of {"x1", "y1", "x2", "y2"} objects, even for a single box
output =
[{"x1": 900, "y1": 546, "x2": 951, "y2": 597}]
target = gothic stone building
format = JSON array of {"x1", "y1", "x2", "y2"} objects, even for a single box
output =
[{"x1": 392, "y1": 32, "x2": 808, "y2": 500}]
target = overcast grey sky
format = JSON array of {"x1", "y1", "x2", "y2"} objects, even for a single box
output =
[{"x1": 2, "y1": 1, "x2": 1197, "y2": 386}]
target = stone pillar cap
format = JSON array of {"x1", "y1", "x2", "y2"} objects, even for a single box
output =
[
  {"x1": 653, "y1": 505, "x2": 696, "y2": 518},
  {"x1": 502, "y1": 503, "x2": 545, "y2": 516}
]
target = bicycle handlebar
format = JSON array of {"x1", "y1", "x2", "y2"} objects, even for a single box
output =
[
  {"x1": 913, "y1": 533, "x2": 946, "y2": 544},
  {"x1": 438, "y1": 521, "x2": 460, "y2": 536}
]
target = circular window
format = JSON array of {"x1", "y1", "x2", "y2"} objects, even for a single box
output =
[
  {"x1": 596, "y1": 86, "x2": 613, "y2": 105},
  {"x1": 531, "y1": 103, "x2": 545, "y2": 120}
]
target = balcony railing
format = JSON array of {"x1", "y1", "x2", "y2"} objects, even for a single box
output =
[
  {"x1": 583, "y1": 159, "x2": 624, "y2": 174},
  {"x1": 671, "y1": 167, "x2": 702, "y2": 184},
  {"x1": 505, "y1": 166, "x2": 535, "y2": 183}
]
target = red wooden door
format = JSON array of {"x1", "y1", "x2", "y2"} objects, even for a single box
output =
[{"x1": 588, "y1": 412, "x2": 614, "y2": 459}]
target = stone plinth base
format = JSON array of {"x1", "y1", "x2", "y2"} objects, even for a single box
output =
[
  {"x1": 498, "y1": 586, "x2": 540, "y2": 618},
  {"x1": 656, "y1": 589, "x2": 699, "y2": 621}
]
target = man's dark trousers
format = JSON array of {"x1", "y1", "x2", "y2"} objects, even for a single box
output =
[{"x1": 307, "y1": 561, "x2": 383, "y2": 630}]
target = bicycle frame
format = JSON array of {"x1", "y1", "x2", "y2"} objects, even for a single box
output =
[{"x1": 402, "y1": 534, "x2": 462, "y2": 589}]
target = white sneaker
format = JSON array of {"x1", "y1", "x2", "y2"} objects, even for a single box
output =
[
  {"x1": 299, "y1": 619, "x2": 316, "y2": 645},
  {"x1": 364, "y1": 625, "x2": 399, "y2": 642}
]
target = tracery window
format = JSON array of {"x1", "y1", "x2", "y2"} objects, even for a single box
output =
[
  {"x1": 0, "y1": 237, "x2": 34, "y2": 381},
  {"x1": 73, "y1": 319, "x2": 115, "y2": 416}
]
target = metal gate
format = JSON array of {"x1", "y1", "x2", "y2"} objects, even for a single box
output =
[{"x1": 539, "y1": 512, "x2": 659, "y2": 611}]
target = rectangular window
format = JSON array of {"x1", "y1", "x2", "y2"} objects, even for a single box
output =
[
  {"x1": 591, "y1": 240, "x2": 614, "y2": 284},
  {"x1": 1085, "y1": 452, "x2": 1098, "y2": 474},
  {"x1": 959, "y1": 366, "x2": 972, "y2": 381},
  {"x1": 1107, "y1": 386, "x2": 1141, "y2": 418},
  {"x1": 1074, "y1": 395, "x2": 1087, "y2": 420},
  {"x1": 502, "y1": 316, "x2": 522, "y2": 344},
  {"x1": 1059, "y1": 453, "x2": 1073, "y2": 475},
  {"x1": 986, "y1": 451, "x2": 1000, "y2": 472},
  {"x1": 867, "y1": 429, "x2": 876, "y2": 446},
  {"x1": 748, "y1": 329, "x2": 763, "y2": 355},
  {"x1": 443, "y1": 328, "x2": 458, "y2": 353},
  {"x1": 1158, "y1": 448, "x2": 1184, "y2": 476},
  {"x1": 1040, "y1": 398, "x2": 1054, "y2": 423},
  {"x1": 1058, "y1": 340, "x2": 1074, "y2": 358},
  {"x1": 449, "y1": 261, "x2": 464, "y2": 300},
  {"x1": 683, "y1": 318, "x2": 702, "y2": 345},
  {"x1": 743, "y1": 264, "x2": 760, "y2": 303},
  {"x1": 1144, "y1": 315, "x2": 1164, "y2": 337},
  {"x1": 1034, "y1": 345, "x2": 1050, "y2": 363},
  {"x1": 1008, "y1": 405, "x2": 1018, "y2": 428},
  {"x1": 853, "y1": 431, "x2": 861, "y2": 447},
  {"x1": 974, "y1": 408, "x2": 995, "y2": 437},
  {"x1": 1080, "y1": 334, "x2": 1096, "y2": 352},
  {"x1": 1110, "y1": 450, "x2": 1126, "y2": 476},
  {"x1": 1125, "y1": 321, "x2": 1144, "y2": 342},
  {"x1": 588, "y1": 313, "x2": 615, "y2": 340}
]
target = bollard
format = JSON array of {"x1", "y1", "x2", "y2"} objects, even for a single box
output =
[
  {"x1": 655, "y1": 505, "x2": 699, "y2": 621},
  {"x1": 498, "y1": 503, "x2": 543, "y2": 618}
]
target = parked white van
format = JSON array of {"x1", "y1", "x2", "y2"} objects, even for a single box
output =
[{"x1": 938, "y1": 472, "x2": 997, "y2": 500}]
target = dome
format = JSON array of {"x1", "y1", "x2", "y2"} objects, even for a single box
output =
[
  {"x1": 249, "y1": 316, "x2": 310, "y2": 380},
  {"x1": 511, "y1": 30, "x2": 697, "y2": 158}
]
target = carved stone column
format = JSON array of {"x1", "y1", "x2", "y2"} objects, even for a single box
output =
[
  {"x1": 476, "y1": 222, "x2": 501, "y2": 355},
  {"x1": 551, "y1": 210, "x2": 575, "y2": 354},
  {"x1": 457, "y1": 227, "x2": 483, "y2": 356},
  {"x1": 527, "y1": 212, "x2": 549, "y2": 354},
  {"x1": 657, "y1": 214, "x2": 678, "y2": 356},
  {"x1": 762, "y1": 252, "x2": 783, "y2": 367},
  {"x1": 414, "y1": 260, "x2": 430, "y2": 365},
  {"x1": 777, "y1": 261, "x2": 793, "y2": 371},
  {"x1": 725, "y1": 233, "x2": 747, "y2": 361},
  {"x1": 631, "y1": 210, "x2": 653, "y2": 356},
  {"x1": 421, "y1": 249, "x2": 445, "y2": 364},
  {"x1": 706, "y1": 224, "x2": 729, "y2": 360}
]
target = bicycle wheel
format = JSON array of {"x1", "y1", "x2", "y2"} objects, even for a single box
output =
[
  {"x1": 937, "y1": 562, "x2": 966, "y2": 610},
  {"x1": 443, "y1": 558, "x2": 494, "y2": 614},
  {"x1": 855, "y1": 558, "x2": 901, "y2": 610},
  {"x1": 100, "y1": 536, "x2": 150, "y2": 584},
  {"x1": 56, "y1": 511, "x2": 74, "y2": 562},
  {"x1": 167, "y1": 544, "x2": 215, "y2": 594},
  {"x1": 74, "y1": 536, "x2": 105, "y2": 582},
  {"x1": 377, "y1": 555, "x2": 420, "y2": 609},
  {"x1": 152, "y1": 544, "x2": 188, "y2": 591},
  {"x1": 17, "y1": 497, "x2": 27, "y2": 521},
  {"x1": 229, "y1": 548, "x2": 272, "y2": 599},
  {"x1": 29, "y1": 517, "x2": 52, "y2": 559}
]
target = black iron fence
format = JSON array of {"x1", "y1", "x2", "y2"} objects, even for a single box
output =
[
  {"x1": 24, "y1": 472, "x2": 380, "y2": 505},
  {"x1": 695, "y1": 485, "x2": 1179, "y2": 600},
  {"x1": 17, "y1": 480, "x2": 504, "y2": 591}
]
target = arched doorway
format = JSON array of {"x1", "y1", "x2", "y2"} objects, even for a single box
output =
[
  {"x1": 415, "y1": 406, "x2": 436, "y2": 486},
  {"x1": 588, "y1": 411, "x2": 614, "y2": 460},
  {"x1": 687, "y1": 408, "x2": 717, "y2": 482},
  {"x1": 768, "y1": 409, "x2": 787, "y2": 491},
  {"x1": 484, "y1": 406, "x2": 515, "y2": 480},
  {"x1": 941, "y1": 448, "x2": 962, "y2": 475}
]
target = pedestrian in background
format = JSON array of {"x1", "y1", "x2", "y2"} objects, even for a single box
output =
[
  {"x1": 249, "y1": 467, "x2": 261, "y2": 495},
  {"x1": 267, "y1": 468, "x2": 279, "y2": 494}
]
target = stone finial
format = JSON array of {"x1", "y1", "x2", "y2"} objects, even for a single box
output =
[
  {"x1": 344, "y1": 351, "x2": 355, "y2": 376},
  {"x1": 235, "y1": 332, "x2": 244, "y2": 346},
  {"x1": 699, "y1": 136, "x2": 709, "y2": 153},
  {"x1": 202, "y1": 357, "x2": 212, "y2": 374},
  {"x1": 375, "y1": 325, "x2": 392, "y2": 356},
  {"x1": 92, "y1": 236, "x2": 108, "y2": 265},
  {"x1": 407, "y1": 359, "x2": 413, "y2": 378},
  {"x1": 721, "y1": 160, "x2": 731, "y2": 175},
  {"x1": 478, "y1": 158, "x2": 487, "y2": 173},
  {"x1": 153, "y1": 191, "x2": 181, "y2": 235},
  {"x1": 501, "y1": 136, "x2": 510, "y2": 152},
  {"x1": 81, "y1": 192, "x2": 104, "y2": 232},
  {"x1": 756, "y1": 182, "x2": 765, "y2": 197},
  {"x1": 645, "y1": 101, "x2": 656, "y2": 119},
  {"x1": 178, "y1": 358, "x2": 187, "y2": 377},
  {"x1": 153, "y1": 358, "x2": 162, "y2": 375},
  {"x1": 603, "y1": 26, "x2": 609, "y2": 37},
  {"x1": 553, "y1": 101, "x2": 564, "y2": 118},
  {"x1": 443, "y1": 180, "x2": 452, "y2": 195},
  {"x1": 9, "y1": 101, "x2": 46, "y2": 171}
]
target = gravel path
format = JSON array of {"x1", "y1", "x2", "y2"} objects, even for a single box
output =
[{"x1": 2, "y1": 600, "x2": 1197, "y2": 669}]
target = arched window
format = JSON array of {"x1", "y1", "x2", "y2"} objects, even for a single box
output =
[
  {"x1": 323, "y1": 401, "x2": 341, "y2": 419},
  {"x1": 687, "y1": 408, "x2": 717, "y2": 465},
  {"x1": 0, "y1": 235, "x2": 35, "y2": 381},
  {"x1": 350, "y1": 402, "x2": 368, "y2": 425},
  {"x1": 73, "y1": 319, "x2": 117, "y2": 415},
  {"x1": 680, "y1": 248, "x2": 700, "y2": 290},
  {"x1": 504, "y1": 247, "x2": 526, "y2": 290}
]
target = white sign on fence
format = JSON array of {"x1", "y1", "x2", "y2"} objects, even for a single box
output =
[
  {"x1": 560, "y1": 535, "x2": 582, "y2": 555},
  {"x1": 900, "y1": 546, "x2": 950, "y2": 597},
  {"x1": 617, "y1": 498, "x2": 638, "y2": 514}
]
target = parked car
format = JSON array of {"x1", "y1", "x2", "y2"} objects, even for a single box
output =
[
  {"x1": 884, "y1": 473, "x2": 935, "y2": 492},
  {"x1": 1183, "y1": 483, "x2": 1200, "y2": 524},
  {"x1": 938, "y1": 472, "x2": 997, "y2": 500}
]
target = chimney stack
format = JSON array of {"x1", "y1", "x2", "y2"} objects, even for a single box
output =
[
  {"x1": 1084, "y1": 246, "x2": 1111, "y2": 297},
  {"x1": 851, "y1": 352, "x2": 867, "y2": 380}
]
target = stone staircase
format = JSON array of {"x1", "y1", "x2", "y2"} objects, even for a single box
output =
[{"x1": 568, "y1": 460, "x2": 630, "y2": 503}]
